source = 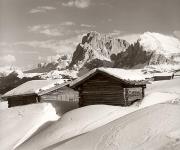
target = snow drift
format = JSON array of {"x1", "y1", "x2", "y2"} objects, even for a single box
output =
[
  {"x1": 52, "y1": 103, "x2": 180, "y2": 150},
  {"x1": 0, "y1": 103, "x2": 59, "y2": 150},
  {"x1": 16, "y1": 105, "x2": 136, "y2": 150},
  {"x1": 146, "y1": 77, "x2": 180, "y2": 95}
]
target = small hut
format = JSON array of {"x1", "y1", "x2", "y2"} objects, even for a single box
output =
[
  {"x1": 2, "y1": 80, "x2": 78, "y2": 108},
  {"x1": 153, "y1": 72, "x2": 174, "y2": 81},
  {"x1": 70, "y1": 68, "x2": 146, "y2": 107}
]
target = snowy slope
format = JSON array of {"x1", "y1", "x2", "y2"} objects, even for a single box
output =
[
  {"x1": 140, "y1": 77, "x2": 180, "y2": 108},
  {"x1": 139, "y1": 32, "x2": 180, "y2": 56},
  {"x1": 0, "y1": 103, "x2": 59, "y2": 150},
  {"x1": 146, "y1": 77, "x2": 180, "y2": 95},
  {"x1": 16, "y1": 78, "x2": 180, "y2": 150},
  {"x1": 16, "y1": 105, "x2": 136, "y2": 150},
  {"x1": 51, "y1": 103, "x2": 180, "y2": 150}
]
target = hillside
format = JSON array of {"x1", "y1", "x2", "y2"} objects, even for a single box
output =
[
  {"x1": 53, "y1": 103, "x2": 180, "y2": 150},
  {"x1": 16, "y1": 78, "x2": 180, "y2": 150}
]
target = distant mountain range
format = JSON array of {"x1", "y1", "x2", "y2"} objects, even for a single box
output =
[
  {"x1": 69, "y1": 31, "x2": 180, "y2": 75},
  {"x1": 22, "y1": 31, "x2": 180, "y2": 75},
  {"x1": 25, "y1": 54, "x2": 72, "y2": 73}
]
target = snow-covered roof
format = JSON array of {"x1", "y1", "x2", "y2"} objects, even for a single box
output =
[
  {"x1": 70, "y1": 67, "x2": 146, "y2": 88},
  {"x1": 38, "y1": 82, "x2": 70, "y2": 96},
  {"x1": 153, "y1": 72, "x2": 173, "y2": 77},
  {"x1": 3, "y1": 79, "x2": 65, "y2": 98}
]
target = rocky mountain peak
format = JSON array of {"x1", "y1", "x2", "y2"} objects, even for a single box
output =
[{"x1": 69, "y1": 31, "x2": 130, "y2": 70}]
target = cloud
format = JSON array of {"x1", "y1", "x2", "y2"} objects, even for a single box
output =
[
  {"x1": 60, "y1": 21, "x2": 75, "y2": 26},
  {"x1": 0, "y1": 42, "x2": 39, "y2": 55},
  {"x1": 29, "y1": 6, "x2": 56, "y2": 13},
  {"x1": 15, "y1": 35, "x2": 82, "y2": 54},
  {"x1": 80, "y1": 24, "x2": 95, "y2": 28},
  {"x1": 0, "y1": 55, "x2": 16, "y2": 65},
  {"x1": 107, "y1": 18, "x2": 112, "y2": 22},
  {"x1": 110, "y1": 30, "x2": 124, "y2": 36},
  {"x1": 62, "y1": 0, "x2": 91, "y2": 8},
  {"x1": 28, "y1": 23, "x2": 87, "y2": 37},
  {"x1": 28, "y1": 24, "x2": 64, "y2": 37}
]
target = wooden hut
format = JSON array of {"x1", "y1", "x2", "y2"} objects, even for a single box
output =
[
  {"x1": 2, "y1": 80, "x2": 78, "y2": 108},
  {"x1": 153, "y1": 72, "x2": 174, "y2": 81},
  {"x1": 70, "y1": 68, "x2": 146, "y2": 107}
]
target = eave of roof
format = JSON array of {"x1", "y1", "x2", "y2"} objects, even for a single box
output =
[{"x1": 2, "y1": 93, "x2": 37, "y2": 99}]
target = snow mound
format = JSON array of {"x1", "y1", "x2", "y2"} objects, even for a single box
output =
[
  {"x1": 140, "y1": 92, "x2": 179, "y2": 108},
  {"x1": 139, "y1": 77, "x2": 180, "y2": 108},
  {"x1": 146, "y1": 77, "x2": 180, "y2": 95},
  {"x1": 139, "y1": 32, "x2": 180, "y2": 56},
  {"x1": 0, "y1": 103, "x2": 59, "y2": 150},
  {"x1": 53, "y1": 103, "x2": 180, "y2": 150},
  {"x1": 16, "y1": 105, "x2": 136, "y2": 150}
]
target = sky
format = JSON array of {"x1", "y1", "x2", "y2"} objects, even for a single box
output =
[{"x1": 0, "y1": 0, "x2": 180, "y2": 69}]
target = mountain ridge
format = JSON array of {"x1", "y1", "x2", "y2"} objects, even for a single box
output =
[{"x1": 10, "y1": 31, "x2": 180, "y2": 75}]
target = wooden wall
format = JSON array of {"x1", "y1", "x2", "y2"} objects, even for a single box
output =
[
  {"x1": 40, "y1": 86, "x2": 79, "y2": 102},
  {"x1": 78, "y1": 74, "x2": 125, "y2": 106},
  {"x1": 77, "y1": 73, "x2": 144, "y2": 107},
  {"x1": 153, "y1": 76, "x2": 172, "y2": 81},
  {"x1": 8, "y1": 95, "x2": 38, "y2": 108}
]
